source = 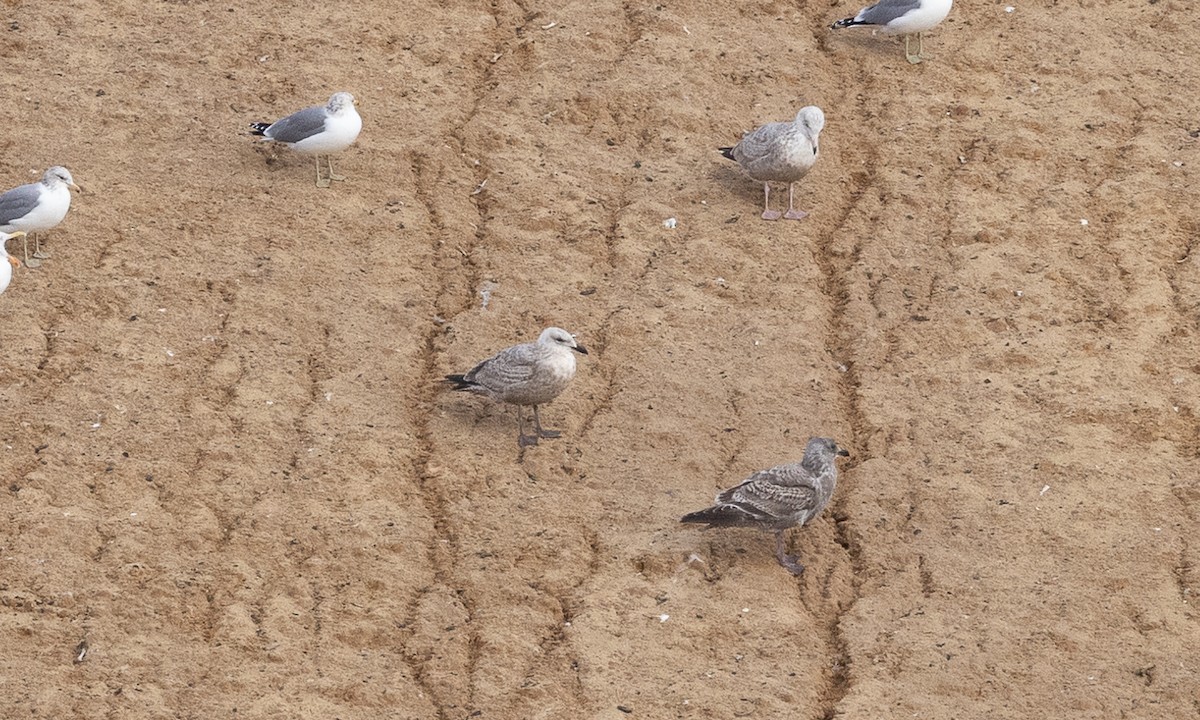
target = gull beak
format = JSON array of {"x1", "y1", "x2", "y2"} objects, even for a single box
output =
[
  {"x1": 573, "y1": 344, "x2": 588, "y2": 355},
  {"x1": 836, "y1": 447, "x2": 850, "y2": 457},
  {"x1": 7, "y1": 255, "x2": 19, "y2": 269},
  {"x1": 69, "y1": 182, "x2": 82, "y2": 193}
]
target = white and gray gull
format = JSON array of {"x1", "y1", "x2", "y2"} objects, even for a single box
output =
[
  {"x1": 0, "y1": 232, "x2": 26, "y2": 296},
  {"x1": 250, "y1": 92, "x2": 362, "y2": 187},
  {"x1": 446, "y1": 327, "x2": 588, "y2": 448},
  {"x1": 831, "y1": 0, "x2": 953, "y2": 64},
  {"x1": 681, "y1": 436, "x2": 850, "y2": 576},
  {"x1": 0, "y1": 166, "x2": 82, "y2": 268},
  {"x1": 719, "y1": 106, "x2": 824, "y2": 222}
]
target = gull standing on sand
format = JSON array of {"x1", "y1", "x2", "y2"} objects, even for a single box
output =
[
  {"x1": 831, "y1": 0, "x2": 953, "y2": 64},
  {"x1": 250, "y1": 92, "x2": 362, "y2": 187},
  {"x1": 0, "y1": 232, "x2": 25, "y2": 296},
  {"x1": 446, "y1": 327, "x2": 588, "y2": 448},
  {"x1": 719, "y1": 106, "x2": 824, "y2": 221},
  {"x1": 681, "y1": 437, "x2": 850, "y2": 576},
  {"x1": 0, "y1": 167, "x2": 82, "y2": 268}
]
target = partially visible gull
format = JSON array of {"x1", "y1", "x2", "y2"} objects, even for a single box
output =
[
  {"x1": 681, "y1": 437, "x2": 850, "y2": 576},
  {"x1": 719, "y1": 106, "x2": 824, "y2": 221},
  {"x1": 831, "y1": 0, "x2": 954, "y2": 64},
  {"x1": 250, "y1": 91, "x2": 362, "y2": 187},
  {"x1": 446, "y1": 327, "x2": 588, "y2": 448},
  {"x1": 0, "y1": 167, "x2": 82, "y2": 268},
  {"x1": 0, "y1": 232, "x2": 25, "y2": 296}
]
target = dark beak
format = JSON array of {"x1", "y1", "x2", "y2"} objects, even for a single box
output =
[
  {"x1": 837, "y1": 447, "x2": 850, "y2": 457},
  {"x1": 573, "y1": 344, "x2": 588, "y2": 355}
]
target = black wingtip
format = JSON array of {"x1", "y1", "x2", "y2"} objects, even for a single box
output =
[
  {"x1": 248, "y1": 122, "x2": 271, "y2": 136},
  {"x1": 830, "y1": 18, "x2": 862, "y2": 30},
  {"x1": 717, "y1": 146, "x2": 736, "y2": 162},
  {"x1": 444, "y1": 374, "x2": 474, "y2": 391}
]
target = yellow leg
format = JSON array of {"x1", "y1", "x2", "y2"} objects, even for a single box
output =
[
  {"x1": 315, "y1": 156, "x2": 331, "y2": 188},
  {"x1": 23, "y1": 234, "x2": 42, "y2": 268},
  {"x1": 32, "y1": 232, "x2": 51, "y2": 260},
  {"x1": 327, "y1": 156, "x2": 346, "y2": 182},
  {"x1": 905, "y1": 34, "x2": 923, "y2": 64}
]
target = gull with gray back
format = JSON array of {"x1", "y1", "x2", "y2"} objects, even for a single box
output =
[
  {"x1": 719, "y1": 106, "x2": 824, "y2": 221},
  {"x1": 0, "y1": 166, "x2": 82, "y2": 267},
  {"x1": 681, "y1": 437, "x2": 850, "y2": 575},
  {"x1": 831, "y1": 0, "x2": 953, "y2": 64},
  {"x1": 250, "y1": 92, "x2": 362, "y2": 187},
  {"x1": 446, "y1": 327, "x2": 589, "y2": 447}
]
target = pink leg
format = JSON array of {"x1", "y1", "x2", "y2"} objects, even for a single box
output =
[
  {"x1": 761, "y1": 183, "x2": 782, "y2": 221},
  {"x1": 783, "y1": 183, "x2": 808, "y2": 221},
  {"x1": 774, "y1": 531, "x2": 805, "y2": 576}
]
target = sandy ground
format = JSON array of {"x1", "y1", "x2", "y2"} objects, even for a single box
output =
[{"x1": 1, "y1": 0, "x2": 1198, "y2": 717}]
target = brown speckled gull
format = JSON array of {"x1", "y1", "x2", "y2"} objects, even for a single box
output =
[
  {"x1": 719, "y1": 105, "x2": 824, "y2": 221},
  {"x1": 681, "y1": 436, "x2": 849, "y2": 575},
  {"x1": 446, "y1": 327, "x2": 588, "y2": 447}
]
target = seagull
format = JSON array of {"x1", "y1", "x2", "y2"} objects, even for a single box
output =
[
  {"x1": 0, "y1": 232, "x2": 25, "y2": 296},
  {"x1": 831, "y1": 0, "x2": 953, "y2": 64},
  {"x1": 0, "y1": 167, "x2": 82, "y2": 268},
  {"x1": 719, "y1": 106, "x2": 824, "y2": 221},
  {"x1": 250, "y1": 91, "x2": 362, "y2": 188},
  {"x1": 681, "y1": 437, "x2": 850, "y2": 576},
  {"x1": 446, "y1": 327, "x2": 588, "y2": 448}
]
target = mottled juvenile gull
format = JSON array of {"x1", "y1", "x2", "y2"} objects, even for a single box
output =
[
  {"x1": 831, "y1": 0, "x2": 953, "y2": 64},
  {"x1": 681, "y1": 437, "x2": 849, "y2": 576},
  {"x1": 446, "y1": 327, "x2": 588, "y2": 447},
  {"x1": 0, "y1": 232, "x2": 25, "y2": 296},
  {"x1": 0, "y1": 166, "x2": 82, "y2": 268},
  {"x1": 250, "y1": 92, "x2": 362, "y2": 188},
  {"x1": 719, "y1": 106, "x2": 824, "y2": 221}
]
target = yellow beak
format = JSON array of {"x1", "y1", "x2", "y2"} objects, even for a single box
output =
[
  {"x1": 69, "y1": 182, "x2": 83, "y2": 193},
  {"x1": 7, "y1": 255, "x2": 19, "y2": 269}
]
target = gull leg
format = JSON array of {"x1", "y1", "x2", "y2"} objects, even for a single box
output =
[
  {"x1": 517, "y1": 408, "x2": 539, "y2": 447},
  {"x1": 761, "y1": 183, "x2": 782, "y2": 221},
  {"x1": 315, "y1": 156, "x2": 331, "y2": 188},
  {"x1": 32, "y1": 232, "x2": 51, "y2": 260},
  {"x1": 532, "y1": 405, "x2": 562, "y2": 439},
  {"x1": 327, "y1": 156, "x2": 346, "y2": 182},
  {"x1": 905, "y1": 34, "x2": 923, "y2": 64},
  {"x1": 783, "y1": 182, "x2": 808, "y2": 221},
  {"x1": 19, "y1": 234, "x2": 41, "y2": 268},
  {"x1": 774, "y1": 531, "x2": 805, "y2": 576}
]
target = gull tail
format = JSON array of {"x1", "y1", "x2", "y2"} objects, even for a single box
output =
[
  {"x1": 681, "y1": 504, "x2": 756, "y2": 528},
  {"x1": 444, "y1": 374, "x2": 478, "y2": 392},
  {"x1": 830, "y1": 17, "x2": 866, "y2": 30},
  {"x1": 248, "y1": 122, "x2": 272, "y2": 136}
]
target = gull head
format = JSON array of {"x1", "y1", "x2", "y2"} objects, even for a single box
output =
[
  {"x1": 795, "y1": 106, "x2": 825, "y2": 140},
  {"x1": 805, "y1": 436, "x2": 850, "y2": 462},
  {"x1": 540, "y1": 326, "x2": 588, "y2": 355},
  {"x1": 327, "y1": 92, "x2": 357, "y2": 114},
  {"x1": 44, "y1": 166, "x2": 82, "y2": 193}
]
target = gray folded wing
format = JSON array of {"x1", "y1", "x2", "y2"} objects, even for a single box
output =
[
  {"x1": 464, "y1": 343, "x2": 539, "y2": 395},
  {"x1": 264, "y1": 106, "x2": 329, "y2": 144},
  {"x1": 717, "y1": 467, "x2": 820, "y2": 524},
  {"x1": 859, "y1": 0, "x2": 922, "y2": 25},
  {"x1": 733, "y1": 122, "x2": 798, "y2": 179},
  {"x1": 0, "y1": 183, "x2": 42, "y2": 227}
]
